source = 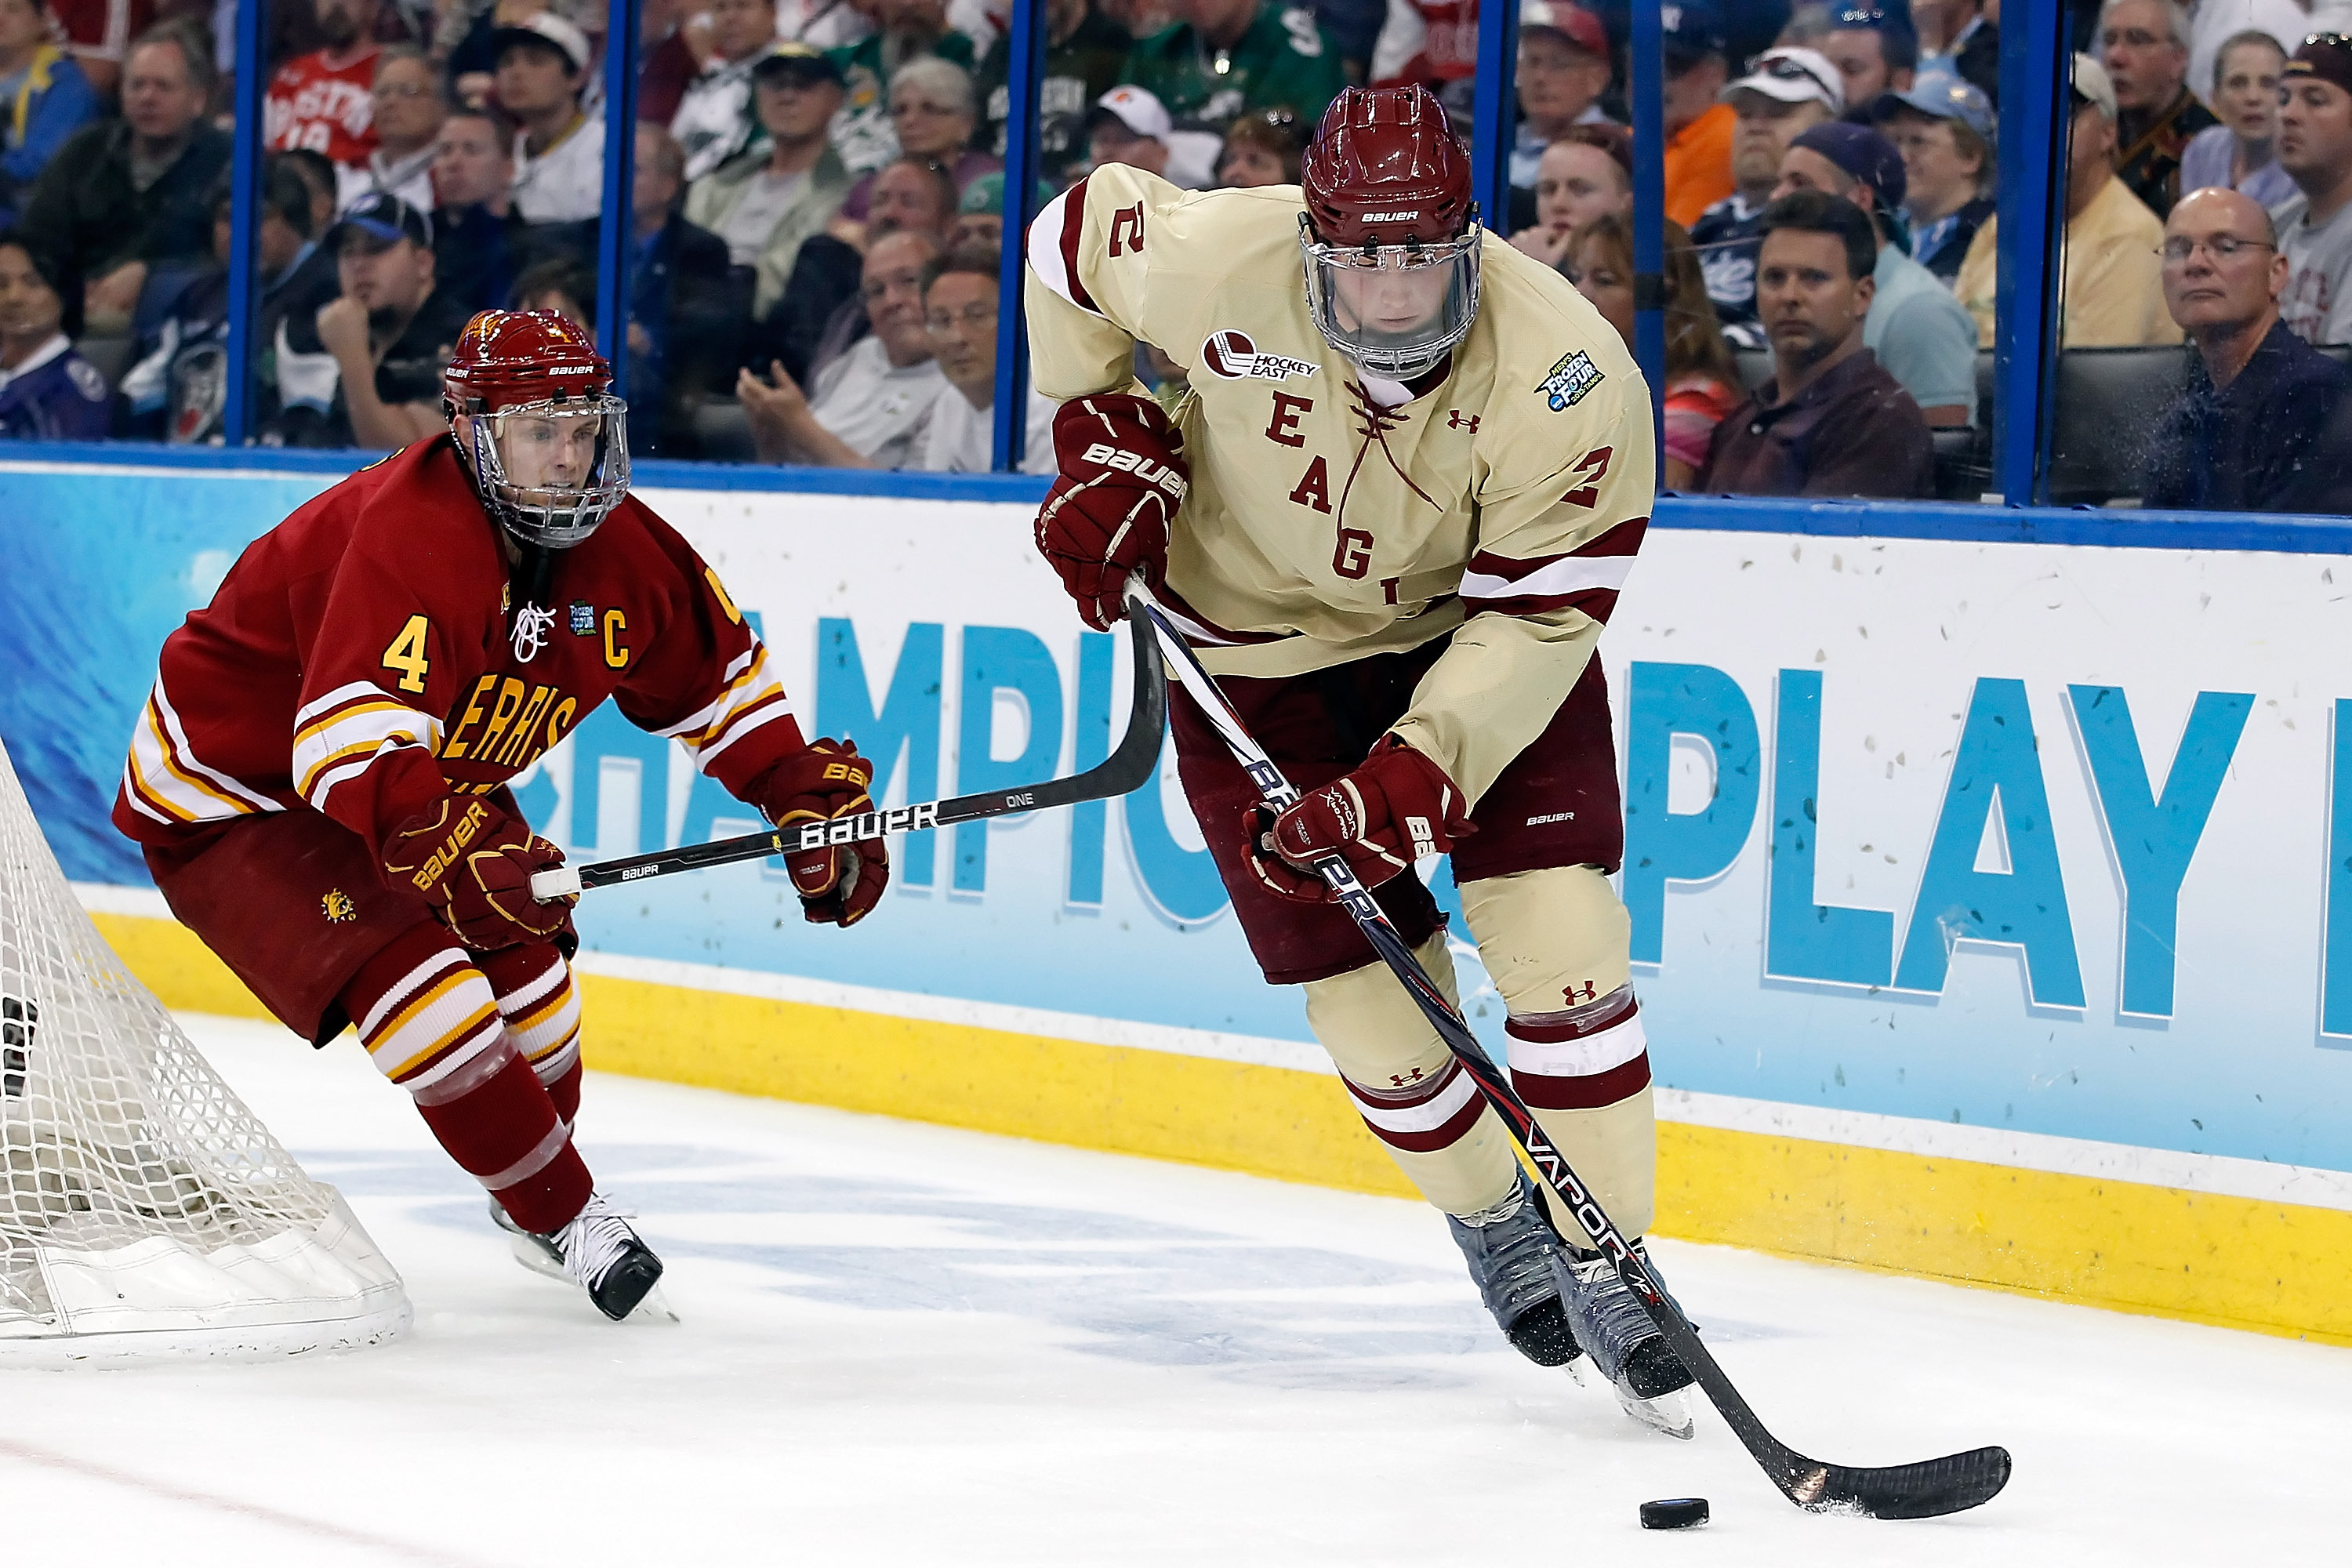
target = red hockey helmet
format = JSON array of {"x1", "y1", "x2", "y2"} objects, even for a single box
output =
[
  {"x1": 1298, "y1": 85, "x2": 1483, "y2": 381},
  {"x1": 441, "y1": 309, "x2": 630, "y2": 549}
]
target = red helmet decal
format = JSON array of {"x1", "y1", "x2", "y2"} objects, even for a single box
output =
[{"x1": 1300, "y1": 85, "x2": 1474, "y2": 249}]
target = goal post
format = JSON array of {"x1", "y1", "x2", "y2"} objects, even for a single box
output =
[{"x1": 0, "y1": 736, "x2": 408, "y2": 1365}]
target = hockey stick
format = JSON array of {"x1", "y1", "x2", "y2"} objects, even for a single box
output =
[
  {"x1": 529, "y1": 608, "x2": 1169, "y2": 900},
  {"x1": 1129, "y1": 583, "x2": 2011, "y2": 1521}
]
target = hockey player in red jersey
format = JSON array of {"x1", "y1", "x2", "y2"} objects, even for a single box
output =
[
  {"x1": 114, "y1": 310, "x2": 889, "y2": 1320},
  {"x1": 1025, "y1": 86, "x2": 1693, "y2": 1432}
]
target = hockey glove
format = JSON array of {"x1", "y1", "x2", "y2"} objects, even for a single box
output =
[
  {"x1": 751, "y1": 739, "x2": 891, "y2": 927},
  {"x1": 383, "y1": 795, "x2": 575, "y2": 950},
  {"x1": 1036, "y1": 394, "x2": 1189, "y2": 630},
  {"x1": 1246, "y1": 737, "x2": 1477, "y2": 904}
]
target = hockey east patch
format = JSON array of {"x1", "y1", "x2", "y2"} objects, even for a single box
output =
[{"x1": 1534, "y1": 350, "x2": 1603, "y2": 412}]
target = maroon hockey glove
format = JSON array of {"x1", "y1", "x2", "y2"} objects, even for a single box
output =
[
  {"x1": 751, "y1": 739, "x2": 891, "y2": 927},
  {"x1": 1245, "y1": 737, "x2": 1477, "y2": 904},
  {"x1": 1036, "y1": 394, "x2": 1189, "y2": 630},
  {"x1": 382, "y1": 795, "x2": 575, "y2": 950}
]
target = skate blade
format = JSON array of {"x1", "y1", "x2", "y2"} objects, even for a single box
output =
[
  {"x1": 1562, "y1": 1356, "x2": 1586, "y2": 1388},
  {"x1": 622, "y1": 1280, "x2": 680, "y2": 1323},
  {"x1": 1615, "y1": 1383, "x2": 1694, "y2": 1440},
  {"x1": 505, "y1": 1231, "x2": 568, "y2": 1283}
]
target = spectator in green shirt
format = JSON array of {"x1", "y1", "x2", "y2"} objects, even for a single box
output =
[
  {"x1": 1119, "y1": 0, "x2": 1345, "y2": 136},
  {"x1": 826, "y1": 0, "x2": 981, "y2": 177},
  {"x1": 975, "y1": 0, "x2": 1133, "y2": 187}
]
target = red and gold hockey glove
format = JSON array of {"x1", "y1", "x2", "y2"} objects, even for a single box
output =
[
  {"x1": 1035, "y1": 394, "x2": 1189, "y2": 630},
  {"x1": 1244, "y1": 737, "x2": 1478, "y2": 905},
  {"x1": 751, "y1": 739, "x2": 891, "y2": 927},
  {"x1": 382, "y1": 795, "x2": 575, "y2": 950}
]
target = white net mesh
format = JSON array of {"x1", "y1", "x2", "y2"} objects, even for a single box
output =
[{"x1": 0, "y1": 735, "x2": 405, "y2": 1356}]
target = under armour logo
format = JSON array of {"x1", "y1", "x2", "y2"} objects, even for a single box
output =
[
  {"x1": 511, "y1": 603, "x2": 557, "y2": 662},
  {"x1": 1446, "y1": 411, "x2": 1479, "y2": 432},
  {"x1": 1389, "y1": 1066, "x2": 1425, "y2": 1087}
]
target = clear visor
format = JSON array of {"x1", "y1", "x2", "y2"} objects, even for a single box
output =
[
  {"x1": 461, "y1": 396, "x2": 631, "y2": 549},
  {"x1": 1299, "y1": 219, "x2": 1483, "y2": 383}
]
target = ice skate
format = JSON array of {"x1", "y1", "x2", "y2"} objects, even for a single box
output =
[
  {"x1": 1560, "y1": 1240, "x2": 1696, "y2": 1439},
  {"x1": 1445, "y1": 1173, "x2": 1584, "y2": 1378},
  {"x1": 504, "y1": 1192, "x2": 669, "y2": 1321}
]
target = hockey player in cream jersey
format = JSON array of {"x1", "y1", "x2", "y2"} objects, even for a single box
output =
[{"x1": 1025, "y1": 85, "x2": 1692, "y2": 1432}]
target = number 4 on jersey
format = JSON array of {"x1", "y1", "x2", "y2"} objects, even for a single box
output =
[{"x1": 381, "y1": 614, "x2": 432, "y2": 694}]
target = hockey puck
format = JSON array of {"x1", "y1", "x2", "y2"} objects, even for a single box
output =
[{"x1": 1639, "y1": 1497, "x2": 1709, "y2": 1530}]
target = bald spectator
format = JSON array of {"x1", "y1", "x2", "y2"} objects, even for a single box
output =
[
  {"x1": 0, "y1": 0, "x2": 102, "y2": 232},
  {"x1": 2143, "y1": 187, "x2": 2352, "y2": 511},
  {"x1": 2177, "y1": 31, "x2": 2292, "y2": 211},
  {"x1": 2274, "y1": 34, "x2": 2352, "y2": 347},
  {"x1": 1874, "y1": 73, "x2": 1995, "y2": 283},
  {"x1": 2100, "y1": 0, "x2": 2215, "y2": 220},
  {"x1": 339, "y1": 46, "x2": 444, "y2": 215},
  {"x1": 1820, "y1": 5, "x2": 1915, "y2": 114},
  {"x1": 1698, "y1": 191, "x2": 1932, "y2": 498},
  {"x1": 1773, "y1": 121, "x2": 1977, "y2": 425},
  {"x1": 1662, "y1": 2, "x2": 1737, "y2": 227},
  {"x1": 736, "y1": 228, "x2": 949, "y2": 468},
  {"x1": 1955, "y1": 55, "x2": 2178, "y2": 348},
  {"x1": 13, "y1": 24, "x2": 228, "y2": 336},
  {"x1": 1692, "y1": 45, "x2": 1844, "y2": 343}
]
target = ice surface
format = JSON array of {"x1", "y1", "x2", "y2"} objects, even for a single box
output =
[{"x1": 3, "y1": 1013, "x2": 2346, "y2": 1566}]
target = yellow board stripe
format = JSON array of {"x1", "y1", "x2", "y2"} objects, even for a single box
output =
[{"x1": 88, "y1": 909, "x2": 2352, "y2": 1347}]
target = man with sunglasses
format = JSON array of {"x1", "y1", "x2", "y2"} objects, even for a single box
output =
[
  {"x1": 2143, "y1": 185, "x2": 2352, "y2": 511},
  {"x1": 1025, "y1": 85, "x2": 1695, "y2": 1438}
]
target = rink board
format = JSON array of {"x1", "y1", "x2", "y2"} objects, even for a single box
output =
[{"x1": 7, "y1": 458, "x2": 2352, "y2": 1342}]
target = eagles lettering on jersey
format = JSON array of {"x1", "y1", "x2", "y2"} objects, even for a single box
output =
[
  {"x1": 1024, "y1": 162, "x2": 1654, "y2": 803},
  {"x1": 116, "y1": 437, "x2": 801, "y2": 860}
]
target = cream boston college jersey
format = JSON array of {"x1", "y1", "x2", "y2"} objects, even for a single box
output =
[{"x1": 1024, "y1": 163, "x2": 1655, "y2": 804}]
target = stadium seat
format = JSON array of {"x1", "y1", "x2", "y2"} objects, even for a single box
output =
[
  {"x1": 2047, "y1": 345, "x2": 2194, "y2": 506},
  {"x1": 691, "y1": 398, "x2": 757, "y2": 463}
]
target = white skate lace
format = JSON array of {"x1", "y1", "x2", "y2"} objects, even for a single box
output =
[
  {"x1": 1454, "y1": 1184, "x2": 1528, "y2": 1229},
  {"x1": 554, "y1": 1194, "x2": 640, "y2": 1290}
]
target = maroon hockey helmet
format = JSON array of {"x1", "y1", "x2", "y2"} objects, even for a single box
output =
[
  {"x1": 1297, "y1": 85, "x2": 1484, "y2": 380},
  {"x1": 441, "y1": 309, "x2": 631, "y2": 549}
]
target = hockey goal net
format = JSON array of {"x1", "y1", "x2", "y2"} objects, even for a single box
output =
[{"x1": 0, "y1": 735, "x2": 407, "y2": 1364}]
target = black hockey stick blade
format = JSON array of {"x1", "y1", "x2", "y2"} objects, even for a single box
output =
[
  {"x1": 1132, "y1": 585, "x2": 2010, "y2": 1521},
  {"x1": 535, "y1": 609, "x2": 1168, "y2": 898}
]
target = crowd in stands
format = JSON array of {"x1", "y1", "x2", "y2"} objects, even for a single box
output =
[{"x1": 2, "y1": 0, "x2": 2350, "y2": 514}]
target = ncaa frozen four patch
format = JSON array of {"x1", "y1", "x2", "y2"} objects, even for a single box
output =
[
  {"x1": 569, "y1": 601, "x2": 596, "y2": 635},
  {"x1": 1200, "y1": 330, "x2": 1318, "y2": 383},
  {"x1": 1535, "y1": 350, "x2": 1603, "y2": 411}
]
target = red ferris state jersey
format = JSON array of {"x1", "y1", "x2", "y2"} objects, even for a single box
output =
[
  {"x1": 114, "y1": 437, "x2": 803, "y2": 860},
  {"x1": 1024, "y1": 163, "x2": 1654, "y2": 805}
]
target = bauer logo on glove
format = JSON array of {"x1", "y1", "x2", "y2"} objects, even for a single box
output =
[
  {"x1": 1036, "y1": 394, "x2": 1190, "y2": 631},
  {"x1": 753, "y1": 739, "x2": 892, "y2": 927}
]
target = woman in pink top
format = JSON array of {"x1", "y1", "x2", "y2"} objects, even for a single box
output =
[{"x1": 1563, "y1": 212, "x2": 1742, "y2": 489}]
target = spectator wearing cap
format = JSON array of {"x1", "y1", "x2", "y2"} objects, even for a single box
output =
[
  {"x1": 121, "y1": 160, "x2": 341, "y2": 442},
  {"x1": 2100, "y1": 0, "x2": 2216, "y2": 220},
  {"x1": 13, "y1": 25, "x2": 228, "y2": 337},
  {"x1": 975, "y1": 0, "x2": 1131, "y2": 189},
  {"x1": 1874, "y1": 72, "x2": 1995, "y2": 283},
  {"x1": 2143, "y1": 185, "x2": 2352, "y2": 511},
  {"x1": 1773, "y1": 119, "x2": 1976, "y2": 426},
  {"x1": 1120, "y1": 0, "x2": 1345, "y2": 139},
  {"x1": 1955, "y1": 55, "x2": 2178, "y2": 348},
  {"x1": 1512, "y1": 123, "x2": 1631, "y2": 270},
  {"x1": 914, "y1": 241, "x2": 1054, "y2": 473},
  {"x1": 953, "y1": 169, "x2": 1049, "y2": 249},
  {"x1": 1217, "y1": 105, "x2": 1303, "y2": 187},
  {"x1": 688, "y1": 43, "x2": 851, "y2": 322},
  {"x1": 499, "y1": 13, "x2": 605, "y2": 226},
  {"x1": 629, "y1": 120, "x2": 736, "y2": 456},
  {"x1": 1915, "y1": 0, "x2": 1997, "y2": 106},
  {"x1": 1691, "y1": 45, "x2": 1844, "y2": 342},
  {"x1": 737, "y1": 227, "x2": 949, "y2": 468},
  {"x1": 1498, "y1": 4, "x2": 1614, "y2": 195},
  {"x1": 1820, "y1": 5, "x2": 1916, "y2": 115},
  {"x1": 0, "y1": 235, "x2": 106, "y2": 440},
  {"x1": 339, "y1": 46, "x2": 444, "y2": 216},
  {"x1": 265, "y1": 0, "x2": 383, "y2": 170},
  {"x1": 1662, "y1": 2, "x2": 1738, "y2": 227},
  {"x1": 430, "y1": 108, "x2": 519, "y2": 316},
  {"x1": 2269, "y1": 34, "x2": 2352, "y2": 346},
  {"x1": 0, "y1": 0, "x2": 102, "y2": 231},
  {"x1": 672, "y1": 0, "x2": 779, "y2": 183},
  {"x1": 1087, "y1": 83, "x2": 1173, "y2": 178},
  {"x1": 842, "y1": 57, "x2": 1001, "y2": 223},
  {"x1": 1698, "y1": 189, "x2": 1933, "y2": 499},
  {"x1": 274, "y1": 191, "x2": 470, "y2": 448},
  {"x1": 826, "y1": 0, "x2": 982, "y2": 180},
  {"x1": 1565, "y1": 212, "x2": 1742, "y2": 488},
  {"x1": 2177, "y1": 30, "x2": 2293, "y2": 212}
]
